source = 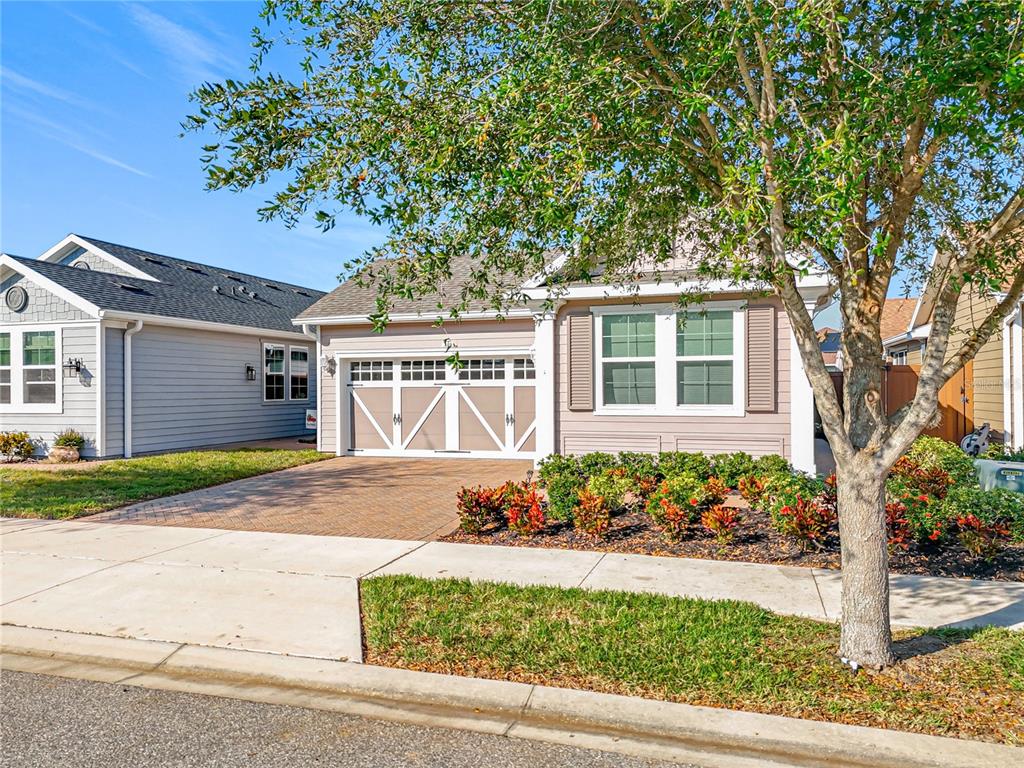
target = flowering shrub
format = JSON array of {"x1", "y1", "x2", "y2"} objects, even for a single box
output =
[
  {"x1": 573, "y1": 488, "x2": 611, "y2": 538},
  {"x1": 771, "y1": 495, "x2": 835, "y2": 550},
  {"x1": 586, "y1": 469, "x2": 636, "y2": 511},
  {"x1": 456, "y1": 484, "x2": 511, "y2": 534},
  {"x1": 0, "y1": 431, "x2": 34, "y2": 462},
  {"x1": 885, "y1": 501, "x2": 912, "y2": 551},
  {"x1": 818, "y1": 473, "x2": 838, "y2": 515},
  {"x1": 657, "y1": 451, "x2": 712, "y2": 480},
  {"x1": 955, "y1": 514, "x2": 1010, "y2": 560},
  {"x1": 709, "y1": 452, "x2": 757, "y2": 487},
  {"x1": 701, "y1": 504, "x2": 741, "y2": 543},
  {"x1": 898, "y1": 493, "x2": 949, "y2": 544},
  {"x1": 578, "y1": 451, "x2": 619, "y2": 478},
  {"x1": 757, "y1": 472, "x2": 822, "y2": 514},
  {"x1": 646, "y1": 474, "x2": 706, "y2": 540},
  {"x1": 506, "y1": 482, "x2": 545, "y2": 535}
]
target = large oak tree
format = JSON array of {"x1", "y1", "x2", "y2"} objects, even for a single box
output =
[{"x1": 188, "y1": 0, "x2": 1024, "y2": 667}]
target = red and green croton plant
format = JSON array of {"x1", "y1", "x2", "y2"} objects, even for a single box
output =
[{"x1": 187, "y1": 1, "x2": 1024, "y2": 669}]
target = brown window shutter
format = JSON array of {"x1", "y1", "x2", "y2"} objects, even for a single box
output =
[
  {"x1": 567, "y1": 313, "x2": 594, "y2": 411},
  {"x1": 746, "y1": 304, "x2": 777, "y2": 412}
]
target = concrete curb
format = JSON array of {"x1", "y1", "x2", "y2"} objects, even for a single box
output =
[{"x1": 2, "y1": 625, "x2": 1018, "y2": 768}]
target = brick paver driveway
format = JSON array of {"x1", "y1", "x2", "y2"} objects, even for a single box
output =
[{"x1": 86, "y1": 457, "x2": 533, "y2": 541}]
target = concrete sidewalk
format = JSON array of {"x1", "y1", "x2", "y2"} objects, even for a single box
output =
[{"x1": 2, "y1": 519, "x2": 1022, "y2": 666}]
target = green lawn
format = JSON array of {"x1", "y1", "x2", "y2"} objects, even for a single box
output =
[
  {"x1": 361, "y1": 575, "x2": 1024, "y2": 744},
  {"x1": 0, "y1": 449, "x2": 328, "y2": 519}
]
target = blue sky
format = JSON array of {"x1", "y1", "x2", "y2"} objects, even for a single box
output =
[
  {"x1": 2, "y1": 1, "x2": 844, "y2": 325},
  {"x1": 1, "y1": 0, "x2": 383, "y2": 291}
]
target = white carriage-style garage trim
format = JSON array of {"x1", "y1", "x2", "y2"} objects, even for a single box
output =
[{"x1": 333, "y1": 347, "x2": 538, "y2": 459}]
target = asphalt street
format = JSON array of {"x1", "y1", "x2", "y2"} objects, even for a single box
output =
[{"x1": 0, "y1": 671, "x2": 680, "y2": 768}]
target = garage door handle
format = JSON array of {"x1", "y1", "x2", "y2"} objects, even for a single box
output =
[
  {"x1": 505, "y1": 414, "x2": 514, "y2": 425},
  {"x1": 393, "y1": 414, "x2": 402, "y2": 425}
]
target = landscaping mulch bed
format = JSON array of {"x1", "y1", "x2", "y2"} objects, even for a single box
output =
[{"x1": 441, "y1": 496, "x2": 1024, "y2": 581}]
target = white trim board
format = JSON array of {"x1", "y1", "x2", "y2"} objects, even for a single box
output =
[
  {"x1": 0, "y1": 254, "x2": 102, "y2": 317},
  {"x1": 36, "y1": 234, "x2": 159, "y2": 282}
]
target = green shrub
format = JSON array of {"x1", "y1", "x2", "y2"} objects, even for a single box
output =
[
  {"x1": 657, "y1": 451, "x2": 712, "y2": 480},
  {"x1": 0, "y1": 431, "x2": 34, "y2": 462},
  {"x1": 753, "y1": 454, "x2": 792, "y2": 476},
  {"x1": 586, "y1": 469, "x2": 637, "y2": 511},
  {"x1": 617, "y1": 451, "x2": 659, "y2": 480},
  {"x1": 537, "y1": 454, "x2": 584, "y2": 522},
  {"x1": 890, "y1": 492, "x2": 951, "y2": 543},
  {"x1": 983, "y1": 443, "x2": 1024, "y2": 463},
  {"x1": 758, "y1": 472, "x2": 822, "y2": 514},
  {"x1": 709, "y1": 452, "x2": 756, "y2": 487},
  {"x1": 578, "y1": 451, "x2": 619, "y2": 478},
  {"x1": 941, "y1": 485, "x2": 1024, "y2": 543},
  {"x1": 905, "y1": 436, "x2": 976, "y2": 486},
  {"x1": 53, "y1": 428, "x2": 86, "y2": 450}
]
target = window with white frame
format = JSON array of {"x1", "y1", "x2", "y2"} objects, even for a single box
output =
[
  {"x1": 264, "y1": 343, "x2": 286, "y2": 401},
  {"x1": 289, "y1": 347, "x2": 309, "y2": 400},
  {"x1": 401, "y1": 359, "x2": 446, "y2": 381},
  {"x1": 891, "y1": 350, "x2": 907, "y2": 366},
  {"x1": 676, "y1": 311, "x2": 734, "y2": 405},
  {"x1": 512, "y1": 358, "x2": 535, "y2": 380},
  {"x1": 350, "y1": 360, "x2": 393, "y2": 382},
  {"x1": 595, "y1": 304, "x2": 744, "y2": 415},
  {"x1": 22, "y1": 331, "x2": 57, "y2": 404},
  {"x1": 600, "y1": 313, "x2": 656, "y2": 405},
  {"x1": 0, "y1": 333, "x2": 10, "y2": 405},
  {"x1": 457, "y1": 358, "x2": 506, "y2": 381}
]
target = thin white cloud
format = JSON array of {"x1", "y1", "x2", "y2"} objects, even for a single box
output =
[
  {"x1": 62, "y1": 7, "x2": 111, "y2": 36},
  {"x1": 126, "y1": 4, "x2": 236, "y2": 85},
  {"x1": 6, "y1": 104, "x2": 151, "y2": 178},
  {"x1": 0, "y1": 67, "x2": 98, "y2": 111}
]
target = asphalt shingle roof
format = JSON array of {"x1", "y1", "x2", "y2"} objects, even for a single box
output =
[
  {"x1": 296, "y1": 253, "x2": 524, "y2": 320},
  {"x1": 880, "y1": 298, "x2": 919, "y2": 341},
  {"x1": 14, "y1": 237, "x2": 324, "y2": 333}
]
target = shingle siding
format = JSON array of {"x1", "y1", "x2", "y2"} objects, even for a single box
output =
[
  {"x1": 1, "y1": 274, "x2": 90, "y2": 324},
  {"x1": 59, "y1": 248, "x2": 135, "y2": 277},
  {"x1": 129, "y1": 325, "x2": 316, "y2": 454}
]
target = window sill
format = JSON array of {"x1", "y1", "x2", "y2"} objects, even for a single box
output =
[
  {"x1": 0, "y1": 404, "x2": 64, "y2": 415},
  {"x1": 593, "y1": 405, "x2": 746, "y2": 418}
]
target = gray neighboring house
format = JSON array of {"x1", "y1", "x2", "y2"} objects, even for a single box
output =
[{"x1": 1, "y1": 234, "x2": 324, "y2": 458}]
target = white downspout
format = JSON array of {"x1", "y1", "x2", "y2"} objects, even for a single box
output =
[
  {"x1": 300, "y1": 323, "x2": 321, "y2": 452},
  {"x1": 123, "y1": 320, "x2": 144, "y2": 458}
]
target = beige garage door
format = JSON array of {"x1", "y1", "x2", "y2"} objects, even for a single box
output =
[{"x1": 348, "y1": 357, "x2": 536, "y2": 458}]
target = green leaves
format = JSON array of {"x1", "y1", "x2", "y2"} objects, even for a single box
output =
[{"x1": 184, "y1": 0, "x2": 1024, "y2": 322}]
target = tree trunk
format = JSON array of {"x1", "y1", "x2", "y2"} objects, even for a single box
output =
[{"x1": 835, "y1": 458, "x2": 896, "y2": 668}]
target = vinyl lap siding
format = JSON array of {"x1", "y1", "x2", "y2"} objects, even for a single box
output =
[
  {"x1": 104, "y1": 326, "x2": 125, "y2": 457},
  {"x1": 129, "y1": 326, "x2": 316, "y2": 454},
  {"x1": 952, "y1": 289, "x2": 1004, "y2": 438},
  {"x1": 0, "y1": 325, "x2": 98, "y2": 457},
  {"x1": 318, "y1": 318, "x2": 536, "y2": 454},
  {"x1": 556, "y1": 297, "x2": 793, "y2": 459}
]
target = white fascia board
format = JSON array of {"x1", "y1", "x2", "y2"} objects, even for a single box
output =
[
  {"x1": 0, "y1": 254, "x2": 102, "y2": 317},
  {"x1": 521, "y1": 250, "x2": 571, "y2": 289},
  {"x1": 523, "y1": 273, "x2": 831, "y2": 302},
  {"x1": 98, "y1": 311, "x2": 312, "y2": 341},
  {"x1": 334, "y1": 346, "x2": 534, "y2": 360},
  {"x1": 37, "y1": 234, "x2": 159, "y2": 282},
  {"x1": 292, "y1": 308, "x2": 537, "y2": 326}
]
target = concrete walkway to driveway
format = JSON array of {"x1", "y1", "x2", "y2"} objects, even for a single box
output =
[
  {"x1": 3, "y1": 519, "x2": 1021, "y2": 666},
  {"x1": 86, "y1": 456, "x2": 534, "y2": 541}
]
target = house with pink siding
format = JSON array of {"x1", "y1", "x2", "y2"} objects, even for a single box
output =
[{"x1": 293, "y1": 257, "x2": 832, "y2": 474}]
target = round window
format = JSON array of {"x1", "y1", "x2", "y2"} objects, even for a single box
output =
[
  {"x1": 73, "y1": 261, "x2": 91, "y2": 270},
  {"x1": 5, "y1": 285, "x2": 28, "y2": 313}
]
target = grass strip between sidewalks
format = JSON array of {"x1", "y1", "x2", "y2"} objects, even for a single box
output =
[{"x1": 361, "y1": 575, "x2": 1024, "y2": 745}]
